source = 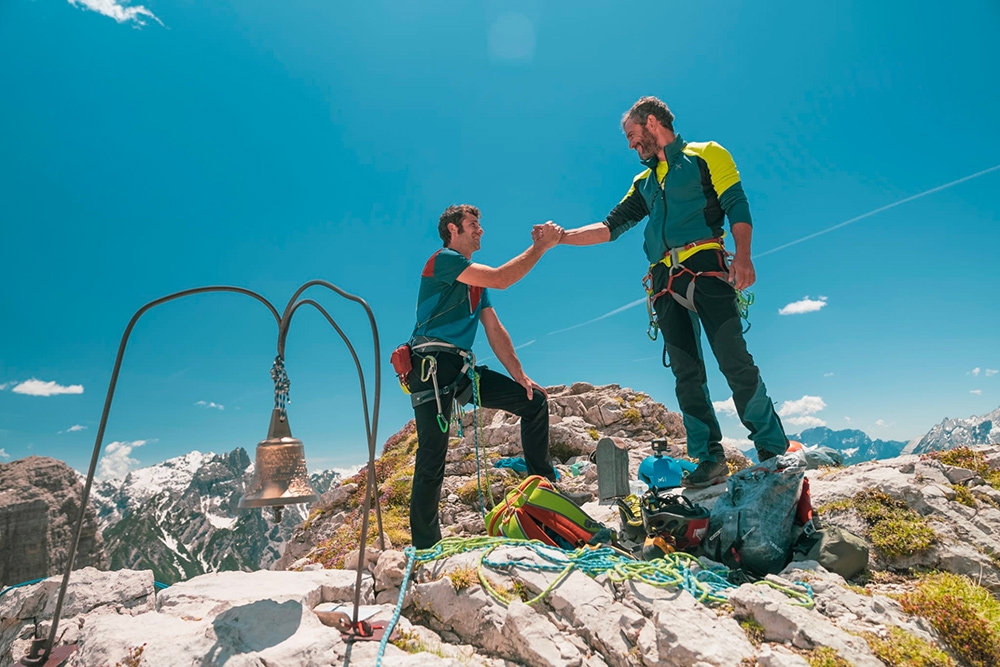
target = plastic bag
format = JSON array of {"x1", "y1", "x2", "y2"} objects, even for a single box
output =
[{"x1": 704, "y1": 454, "x2": 806, "y2": 577}]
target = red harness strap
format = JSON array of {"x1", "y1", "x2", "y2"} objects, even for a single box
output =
[{"x1": 644, "y1": 244, "x2": 731, "y2": 316}]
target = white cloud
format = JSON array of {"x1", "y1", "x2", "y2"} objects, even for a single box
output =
[
  {"x1": 844, "y1": 416, "x2": 852, "y2": 423},
  {"x1": 0, "y1": 382, "x2": 13, "y2": 390},
  {"x1": 722, "y1": 436, "x2": 754, "y2": 452},
  {"x1": 970, "y1": 367, "x2": 982, "y2": 376},
  {"x1": 778, "y1": 296, "x2": 828, "y2": 316},
  {"x1": 195, "y1": 401, "x2": 225, "y2": 411},
  {"x1": 0, "y1": 449, "x2": 9, "y2": 459},
  {"x1": 58, "y1": 424, "x2": 88, "y2": 434},
  {"x1": 874, "y1": 419, "x2": 894, "y2": 428},
  {"x1": 713, "y1": 397, "x2": 737, "y2": 417},
  {"x1": 784, "y1": 416, "x2": 827, "y2": 428},
  {"x1": 778, "y1": 395, "x2": 826, "y2": 417},
  {"x1": 97, "y1": 440, "x2": 146, "y2": 480},
  {"x1": 778, "y1": 395, "x2": 827, "y2": 428},
  {"x1": 971, "y1": 389, "x2": 983, "y2": 395},
  {"x1": 67, "y1": 0, "x2": 162, "y2": 26},
  {"x1": 12, "y1": 379, "x2": 84, "y2": 397},
  {"x1": 986, "y1": 369, "x2": 998, "y2": 377},
  {"x1": 823, "y1": 372, "x2": 835, "y2": 377}
]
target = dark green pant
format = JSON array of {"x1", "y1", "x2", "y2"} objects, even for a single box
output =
[
  {"x1": 652, "y1": 250, "x2": 788, "y2": 463},
  {"x1": 407, "y1": 351, "x2": 555, "y2": 549}
]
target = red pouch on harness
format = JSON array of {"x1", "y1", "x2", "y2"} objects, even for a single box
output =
[{"x1": 390, "y1": 344, "x2": 412, "y2": 377}]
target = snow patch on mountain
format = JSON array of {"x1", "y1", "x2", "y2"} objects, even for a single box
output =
[
  {"x1": 87, "y1": 447, "x2": 340, "y2": 584},
  {"x1": 904, "y1": 404, "x2": 1000, "y2": 454}
]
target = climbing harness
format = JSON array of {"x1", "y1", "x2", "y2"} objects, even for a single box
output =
[
  {"x1": 405, "y1": 337, "x2": 492, "y2": 513},
  {"x1": 407, "y1": 337, "x2": 475, "y2": 433},
  {"x1": 643, "y1": 235, "x2": 754, "y2": 341}
]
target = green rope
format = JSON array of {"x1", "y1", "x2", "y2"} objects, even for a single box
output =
[
  {"x1": 415, "y1": 537, "x2": 735, "y2": 605},
  {"x1": 754, "y1": 578, "x2": 815, "y2": 609},
  {"x1": 409, "y1": 536, "x2": 814, "y2": 609},
  {"x1": 468, "y1": 369, "x2": 491, "y2": 517}
]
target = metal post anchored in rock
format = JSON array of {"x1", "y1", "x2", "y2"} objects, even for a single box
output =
[
  {"x1": 22, "y1": 281, "x2": 385, "y2": 666},
  {"x1": 595, "y1": 438, "x2": 630, "y2": 503}
]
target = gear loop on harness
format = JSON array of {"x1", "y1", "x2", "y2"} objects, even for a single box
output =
[{"x1": 409, "y1": 337, "x2": 476, "y2": 434}]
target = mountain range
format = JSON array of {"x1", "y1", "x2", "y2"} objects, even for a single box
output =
[
  {"x1": 901, "y1": 404, "x2": 1000, "y2": 455},
  {"x1": 79, "y1": 400, "x2": 1000, "y2": 585},
  {"x1": 787, "y1": 427, "x2": 907, "y2": 466},
  {"x1": 88, "y1": 447, "x2": 339, "y2": 584}
]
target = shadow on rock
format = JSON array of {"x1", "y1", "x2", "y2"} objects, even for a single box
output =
[{"x1": 202, "y1": 599, "x2": 303, "y2": 666}]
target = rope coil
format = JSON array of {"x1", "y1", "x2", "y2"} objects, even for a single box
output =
[{"x1": 374, "y1": 536, "x2": 814, "y2": 665}]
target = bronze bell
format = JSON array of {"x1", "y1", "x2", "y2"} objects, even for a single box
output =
[{"x1": 239, "y1": 409, "x2": 320, "y2": 522}]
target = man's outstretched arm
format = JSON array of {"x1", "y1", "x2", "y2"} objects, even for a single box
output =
[
  {"x1": 481, "y1": 307, "x2": 546, "y2": 400},
  {"x1": 559, "y1": 222, "x2": 611, "y2": 246},
  {"x1": 457, "y1": 222, "x2": 562, "y2": 290},
  {"x1": 557, "y1": 183, "x2": 648, "y2": 246}
]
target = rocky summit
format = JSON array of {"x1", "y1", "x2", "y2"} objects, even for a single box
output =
[
  {"x1": 0, "y1": 457, "x2": 105, "y2": 591},
  {"x1": 2, "y1": 384, "x2": 1000, "y2": 667}
]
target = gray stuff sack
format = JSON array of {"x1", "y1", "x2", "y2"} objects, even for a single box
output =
[
  {"x1": 704, "y1": 454, "x2": 806, "y2": 577},
  {"x1": 792, "y1": 524, "x2": 869, "y2": 580}
]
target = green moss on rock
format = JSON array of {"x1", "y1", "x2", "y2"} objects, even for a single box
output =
[{"x1": 899, "y1": 572, "x2": 1000, "y2": 667}]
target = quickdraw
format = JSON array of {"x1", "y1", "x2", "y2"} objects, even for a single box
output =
[{"x1": 409, "y1": 339, "x2": 475, "y2": 433}]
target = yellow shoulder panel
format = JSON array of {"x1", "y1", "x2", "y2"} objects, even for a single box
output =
[
  {"x1": 620, "y1": 168, "x2": 652, "y2": 203},
  {"x1": 683, "y1": 141, "x2": 741, "y2": 196}
]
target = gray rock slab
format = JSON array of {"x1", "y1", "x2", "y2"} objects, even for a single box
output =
[{"x1": 729, "y1": 584, "x2": 883, "y2": 667}]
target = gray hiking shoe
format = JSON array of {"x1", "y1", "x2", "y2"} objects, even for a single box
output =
[
  {"x1": 756, "y1": 447, "x2": 778, "y2": 463},
  {"x1": 680, "y1": 459, "x2": 729, "y2": 489},
  {"x1": 555, "y1": 484, "x2": 594, "y2": 506}
]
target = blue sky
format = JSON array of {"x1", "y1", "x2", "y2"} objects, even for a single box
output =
[{"x1": 2, "y1": 0, "x2": 998, "y2": 477}]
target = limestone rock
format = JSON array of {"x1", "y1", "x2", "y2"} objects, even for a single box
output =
[
  {"x1": 374, "y1": 549, "x2": 408, "y2": 591},
  {"x1": 0, "y1": 457, "x2": 106, "y2": 590}
]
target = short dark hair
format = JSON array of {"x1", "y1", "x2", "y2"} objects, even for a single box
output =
[
  {"x1": 438, "y1": 204, "x2": 481, "y2": 246},
  {"x1": 622, "y1": 96, "x2": 675, "y2": 132}
]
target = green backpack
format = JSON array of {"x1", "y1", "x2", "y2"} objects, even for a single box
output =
[
  {"x1": 486, "y1": 475, "x2": 611, "y2": 549},
  {"x1": 791, "y1": 524, "x2": 869, "y2": 580}
]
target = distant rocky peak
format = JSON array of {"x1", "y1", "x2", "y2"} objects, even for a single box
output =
[{"x1": 905, "y1": 404, "x2": 1000, "y2": 454}]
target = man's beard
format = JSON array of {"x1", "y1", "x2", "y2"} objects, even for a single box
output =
[{"x1": 637, "y1": 128, "x2": 659, "y2": 160}]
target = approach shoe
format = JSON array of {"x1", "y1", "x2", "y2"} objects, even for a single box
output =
[
  {"x1": 756, "y1": 447, "x2": 778, "y2": 463},
  {"x1": 554, "y1": 483, "x2": 594, "y2": 506},
  {"x1": 680, "y1": 459, "x2": 729, "y2": 489}
]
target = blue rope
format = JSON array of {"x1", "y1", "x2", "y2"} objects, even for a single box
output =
[
  {"x1": 375, "y1": 546, "x2": 417, "y2": 667},
  {"x1": 1, "y1": 578, "x2": 171, "y2": 601},
  {"x1": 0, "y1": 578, "x2": 46, "y2": 600}
]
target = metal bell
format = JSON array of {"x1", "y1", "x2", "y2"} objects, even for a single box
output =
[{"x1": 239, "y1": 409, "x2": 319, "y2": 522}]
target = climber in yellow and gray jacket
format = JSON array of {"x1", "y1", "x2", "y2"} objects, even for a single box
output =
[{"x1": 557, "y1": 96, "x2": 789, "y2": 488}]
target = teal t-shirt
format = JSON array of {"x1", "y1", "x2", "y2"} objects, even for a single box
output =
[{"x1": 411, "y1": 248, "x2": 492, "y2": 350}]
